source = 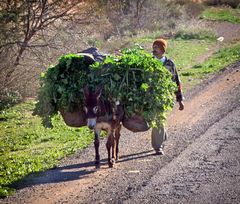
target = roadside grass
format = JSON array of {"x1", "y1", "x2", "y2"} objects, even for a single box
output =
[
  {"x1": 133, "y1": 30, "x2": 239, "y2": 91},
  {"x1": 166, "y1": 40, "x2": 213, "y2": 72},
  {"x1": 180, "y1": 42, "x2": 240, "y2": 88},
  {"x1": 200, "y1": 7, "x2": 240, "y2": 24},
  {"x1": 0, "y1": 100, "x2": 94, "y2": 197},
  {"x1": 132, "y1": 30, "x2": 216, "y2": 73},
  {"x1": 173, "y1": 28, "x2": 216, "y2": 41},
  {"x1": 1, "y1": 28, "x2": 240, "y2": 198}
]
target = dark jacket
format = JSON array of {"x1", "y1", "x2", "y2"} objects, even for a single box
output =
[{"x1": 163, "y1": 57, "x2": 183, "y2": 102}]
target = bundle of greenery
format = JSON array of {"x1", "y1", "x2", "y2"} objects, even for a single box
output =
[
  {"x1": 34, "y1": 46, "x2": 176, "y2": 128},
  {"x1": 90, "y1": 47, "x2": 176, "y2": 127},
  {"x1": 33, "y1": 54, "x2": 94, "y2": 127}
]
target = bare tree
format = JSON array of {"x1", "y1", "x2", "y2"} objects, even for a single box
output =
[
  {"x1": 0, "y1": 0, "x2": 87, "y2": 81},
  {"x1": 134, "y1": 0, "x2": 146, "y2": 27}
]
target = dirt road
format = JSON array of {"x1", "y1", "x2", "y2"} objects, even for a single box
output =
[{"x1": 1, "y1": 61, "x2": 240, "y2": 204}]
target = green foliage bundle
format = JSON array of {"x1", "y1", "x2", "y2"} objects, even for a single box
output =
[
  {"x1": 90, "y1": 47, "x2": 176, "y2": 127},
  {"x1": 33, "y1": 54, "x2": 91, "y2": 127},
  {"x1": 34, "y1": 47, "x2": 176, "y2": 128}
]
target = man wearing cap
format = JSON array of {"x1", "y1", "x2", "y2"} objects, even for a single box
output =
[{"x1": 152, "y1": 38, "x2": 184, "y2": 155}]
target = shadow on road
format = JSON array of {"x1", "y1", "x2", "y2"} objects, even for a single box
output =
[
  {"x1": 13, "y1": 149, "x2": 155, "y2": 190},
  {"x1": 118, "y1": 149, "x2": 155, "y2": 163}
]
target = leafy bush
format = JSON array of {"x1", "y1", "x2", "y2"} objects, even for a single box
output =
[{"x1": 34, "y1": 47, "x2": 176, "y2": 128}]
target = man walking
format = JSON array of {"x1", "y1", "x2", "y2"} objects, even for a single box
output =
[{"x1": 152, "y1": 38, "x2": 184, "y2": 155}]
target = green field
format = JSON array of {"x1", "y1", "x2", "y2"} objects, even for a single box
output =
[
  {"x1": 201, "y1": 7, "x2": 240, "y2": 24},
  {"x1": 0, "y1": 101, "x2": 94, "y2": 197}
]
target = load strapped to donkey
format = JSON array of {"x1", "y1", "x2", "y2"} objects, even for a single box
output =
[
  {"x1": 33, "y1": 46, "x2": 176, "y2": 167},
  {"x1": 34, "y1": 46, "x2": 176, "y2": 131}
]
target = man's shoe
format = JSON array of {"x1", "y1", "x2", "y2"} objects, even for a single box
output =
[{"x1": 155, "y1": 148, "x2": 164, "y2": 155}]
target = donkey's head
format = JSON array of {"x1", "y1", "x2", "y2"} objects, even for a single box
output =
[{"x1": 83, "y1": 86, "x2": 102, "y2": 129}]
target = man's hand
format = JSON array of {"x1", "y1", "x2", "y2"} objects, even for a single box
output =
[{"x1": 179, "y1": 101, "x2": 184, "y2": 111}]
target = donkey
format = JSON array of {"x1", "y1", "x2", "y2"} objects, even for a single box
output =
[{"x1": 83, "y1": 86, "x2": 124, "y2": 168}]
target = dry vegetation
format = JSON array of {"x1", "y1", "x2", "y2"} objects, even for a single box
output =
[{"x1": 0, "y1": 0, "x2": 238, "y2": 105}]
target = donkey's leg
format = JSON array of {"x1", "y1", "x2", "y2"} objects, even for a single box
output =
[
  {"x1": 106, "y1": 131, "x2": 114, "y2": 168},
  {"x1": 94, "y1": 130, "x2": 100, "y2": 168},
  {"x1": 112, "y1": 134, "x2": 116, "y2": 162},
  {"x1": 115, "y1": 124, "x2": 122, "y2": 161}
]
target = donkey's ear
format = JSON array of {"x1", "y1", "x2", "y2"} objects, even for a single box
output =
[
  {"x1": 95, "y1": 86, "x2": 102, "y2": 99},
  {"x1": 83, "y1": 86, "x2": 89, "y2": 98}
]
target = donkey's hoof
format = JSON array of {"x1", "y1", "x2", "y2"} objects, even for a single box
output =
[
  {"x1": 111, "y1": 158, "x2": 116, "y2": 164},
  {"x1": 95, "y1": 161, "x2": 100, "y2": 169},
  {"x1": 108, "y1": 162, "x2": 113, "y2": 168},
  {"x1": 95, "y1": 164, "x2": 100, "y2": 169}
]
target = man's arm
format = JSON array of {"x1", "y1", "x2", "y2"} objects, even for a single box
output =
[
  {"x1": 164, "y1": 59, "x2": 184, "y2": 110},
  {"x1": 174, "y1": 72, "x2": 185, "y2": 111}
]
